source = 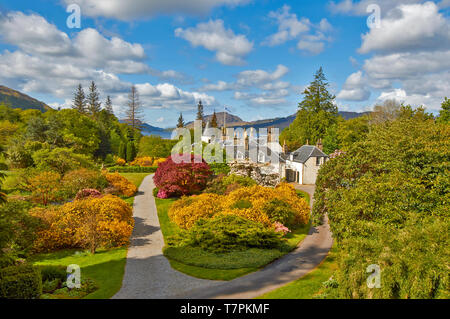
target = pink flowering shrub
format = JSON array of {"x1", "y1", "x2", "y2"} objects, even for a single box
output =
[
  {"x1": 153, "y1": 154, "x2": 213, "y2": 198},
  {"x1": 75, "y1": 188, "x2": 103, "y2": 200},
  {"x1": 273, "y1": 222, "x2": 291, "y2": 235},
  {"x1": 157, "y1": 189, "x2": 169, "y2": 199}
]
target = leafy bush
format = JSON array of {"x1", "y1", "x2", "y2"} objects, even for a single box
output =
[
  {"x1": 153, "y1": 154, "x2": 213, "y2": 198},
  {"x1": 0, "y1": 265, "x2": 42, "y2": 299},
  {"x1": 168, "y1": 183, "x2": 310, "y2": 230},
  {"x1": 204, "y1": 174, "x2": 257, "y2": 195},
  {"x1": 62, "y1": 168, "x2": 108, "y2": 198},
  {"x1": 184, "y1": 214, "x2": 284, "y2": 253},
  {"x1": 105, "y1": 172, "x2": 138, "y2": 197},
  {"x1": 74, "y1": 188, "x2": 103, "y2": 200},
  {"x1": 0, "y1": 200, "x2": 40, "y2": 257},
  {"x1": 313, "y1": 117, "x2": 450, "y2": 298},
  {"x1": 116, "y1": 158, "x2": 126, "y2": 166},
  {"x1": 168, "y1": 194, "x2": 223, "y2": 229},
  {"x1": 30, "y1": 195, "x2": 133, "y2": 253},
  {"x1": 209, "y1": 163, "x2": 230, "y2": 175},
  {"x1": 39, "y1": 265, "x2": 67, "y2": 282},
  {"x1": 27, "y1": 171, "x2": 61, "y2": 205},
  {"x1": 263, "y1": 199, "x2": 296, "y2": 227},
  {"x1": 32, "y1": 147, "x2": 94, "y2": 175}
]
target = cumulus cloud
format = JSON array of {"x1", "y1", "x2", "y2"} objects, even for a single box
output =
[
  {"x1": 0, "y1": 11, "x2": 215, "y2": 115},
  {"x1": 263, "y1": 5, "x2": 333, "y2": 55},
  {"x1": 328, "y1": 0, "x2": 426, "y2": 15},
  {"x1": 175, "y1": 19, "x2": 253, "y2": 65},
  {"x1": 358, "y1": 2, "x2": 450, "y2": 54},
  {"x1": 62, "y1": 0, "x2": 251, "y2": 21},
  {"x1": 336, "y1": 2, "x2": 450, "y2": 110}
]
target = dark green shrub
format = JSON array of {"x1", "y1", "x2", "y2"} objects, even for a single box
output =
[
  {"x1": 231, "y1": 199, "x2": 253, "y2": 209},
  {"x1": 204, "y1": 174, "x2": 256, "y2": 195},
  {"x1": 209, "y1": 163, "x2": 230, "y2": 175},
  {"x1": 185, "y1": 214, "x2": 283, "y2": 253},
  {"x1": 39, "y1": 265, "x2": 67, "y2": 282},
  {"x1": 42, "y1": 279, "x2": 61, "y2": 293},
  {"x1": 263, "y1": 199, "x2": 296, "y2": 227},
  {"x1": 152, "y1": 187, "x2": 159, "y2": 198},
  {"x1": 0, "y1": 265, "x2": 42, "y2": 299},
  {"x1": 0, "y1": 255, "x2": 15, "y2": 269}
]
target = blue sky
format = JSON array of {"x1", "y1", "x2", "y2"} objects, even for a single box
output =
[{"x1": 0, "y1": 0, "x2": 449, "y2": 127}]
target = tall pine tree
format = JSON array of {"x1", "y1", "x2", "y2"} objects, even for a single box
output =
[
  {"x1": 280, "y1": 67, "x2": 338, "y2": 151},
  {"x1": 126, "y1": 85, "x2": 143, "y2": 131},
  {"x1": 87, "y1": 81, "x2": 102, "y2": 115},
  {"x1": 211, "y1": 111, "x2": 218, "y2": 128},
  {"x1": 105, "y1": 96, "x2": 114, "y2": 115},
  {"x1": 72, "y1": 84, "x2": 86, "y2": 113},
  {"x1": 177, "y1": 112, "x2": 185, "y2": 128},
  {"x1": 196, "y1": 100, "x2": 205, "y2": 128}
]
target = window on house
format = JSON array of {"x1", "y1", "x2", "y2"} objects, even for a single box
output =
[{"x1": 316, "y1": 157, "x2": 321, "y2": 166}]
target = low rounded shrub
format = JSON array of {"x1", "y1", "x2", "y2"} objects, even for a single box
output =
[
  {"x1": 105, "y1": 172, "x2": 138, "y2": 197},
  {"x1": 0, "y1": 265, "x2": 42, "y2": 299},
  {"x1": 263, "y1": 199, "x2": 297, "y2": 227},
  {"x1": 39, "y1": 265, "x2": 67, "y2": 283},
  {"x1": 30, "y1": 195, "x2": 133, "y2": 253},
  {"x1": 185, "y1": 214, "x2": 284, "y2": 253},
  {"x1": 168, "y1": 194, "x2": 223, "y2": 229},
  {"x1": 153, "y1": 154, "x2": 212, "y2": 198},
  {"x1": 62, "y1": 169, "x2": 108, "y2": 198}
]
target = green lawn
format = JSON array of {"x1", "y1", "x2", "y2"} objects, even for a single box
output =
[
  {"x1": 31, "y1": 247, "x2": 127, "y2": 299},
  {"x1": 155, "y1": 197, "x2": 310, "y2": 281},
  {"x1": 257, "y1": 244, "x2": 338, "y2": 299}
]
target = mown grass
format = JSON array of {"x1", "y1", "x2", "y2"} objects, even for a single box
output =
[
  {"x1": 155, "y1": 197, "x2": 310, "y2": 281},
  {"x1": 31, "y1": 247, "x2": 127, "y2": 299},
  {"x1": 257, "y1": 244, "x2": 338, "y2": 299}
]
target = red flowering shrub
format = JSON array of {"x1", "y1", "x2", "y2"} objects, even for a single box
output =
[
  {"x1": 153, "y1": 154, "x2": 213, "y2": 198},
  {"x1": 75, "y1": 188, "x2": 103, "y2": 200}
]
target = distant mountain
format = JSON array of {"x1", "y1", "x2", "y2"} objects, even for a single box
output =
[
  {"x1": 186, "y1": 112, "x2": 243, "y2": 128},
  {"x1": 120, "y1": 110, "x2": 370, "y2": 140},
  {"x1": 0, "y1": 85, "x2": 51, "y2": 112},
  {"x1": 185, "y1": 111, "x2": 370, "y2": 132}
]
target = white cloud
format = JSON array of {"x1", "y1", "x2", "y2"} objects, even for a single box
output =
[
  {"x1": 358, "y1": 2, "x2": 450, "y2": 54},
  {"x1": 63, "y1": 0, "x2": 250, "y2": 21},
  {"x1": 236, "y1": 64, "x2": 289, "y2": 86},
  {"x1": 263, "y1": 5, "x2": 333, "y2": 55},
  {"x1": 337, "y1": 71, "x2": 371, "y2": 101},
  {"x1": 336, "y1": 2, "x2": 450, "y2": 110},
  {"x1": 175, "y1": 19, "x2": 253, "y2": 65},
  {"x1": 0, "y1": 11, "x2": 216, "y2": 116},
  {"x1": 328, "y1": 0, "x2": 426, "y2": 15}
]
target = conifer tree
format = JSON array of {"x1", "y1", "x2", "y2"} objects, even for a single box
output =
[
  {"x1": 126, "y1": 85, "x2": 143, "y2": 131},
  {"x1": 196, "y1": 100, "x2": 205, "y2": 128},
  {"x1": 87, "y1": 81, "x2": 102, "y2": 115},
  {"x1": 177, "y1": 112, "x2": 185, "y2": 128},
  {"x1": 105, "y1": 95, "x2": 114, "y2": 115},
  {"x1": 72, "y1": 84, "x2": 86, "y2": 113},
  {"x1": 211, "y1": 111, "x2": 218, "y2": 128}
]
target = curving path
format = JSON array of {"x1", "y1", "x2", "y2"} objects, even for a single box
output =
[{"x1": 113, "y1": 175, "x2": 333, "y2": 299}]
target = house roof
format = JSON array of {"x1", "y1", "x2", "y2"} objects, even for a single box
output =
[{"x1": 289, "y1": 145, "x2": 328, "y2": 163}]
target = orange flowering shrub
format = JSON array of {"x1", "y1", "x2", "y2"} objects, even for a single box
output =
[
  {"x1": 152, "y1": 158, "x2": 166, "y2": 166},
  {"x1": 130, "y1": 156, "x2": 153, "y2": 167},
  {"x1": 27, "y1": 171, "x2": 61, "y2": 205},
  {"x1": 30, "y1": 195, "x2": 133, "y2": 253},
  {"x1": 168, "y1": 193, "x2": 224, "y2": 229},
  {"x1": 116, "y1": 158, "x2": 126, "y2": 166},
  {"x1": 168, "y1": 182, "x2": 309, "y2": 229},
  {"x1": 104, "y1": 172, "x2": 138, "y2": 197}
]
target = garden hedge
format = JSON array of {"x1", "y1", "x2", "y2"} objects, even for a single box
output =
[{"x1": 0, "y1": 265, "x2": 42, "y2": 299}]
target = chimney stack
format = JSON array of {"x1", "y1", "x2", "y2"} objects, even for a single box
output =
[{"x1": 317, "y1": 138, "x2": 323, "y2": 151}]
